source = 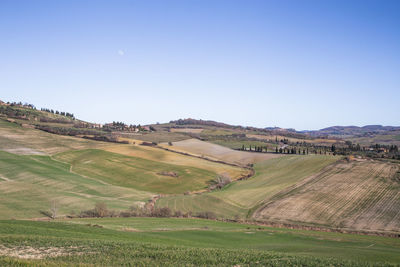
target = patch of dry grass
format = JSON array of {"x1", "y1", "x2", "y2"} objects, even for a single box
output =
[{"x1": 161, "y1": 139, "x2": 281, "y2": 166}]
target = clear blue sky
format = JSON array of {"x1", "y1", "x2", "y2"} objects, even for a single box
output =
[{"x1": 0, "y1": 0, "x2": 399, "y2": 130}]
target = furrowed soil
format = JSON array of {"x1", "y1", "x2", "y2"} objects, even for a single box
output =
[{"x1": 253, "y1": 159, "x2": 400, "y2": 232}]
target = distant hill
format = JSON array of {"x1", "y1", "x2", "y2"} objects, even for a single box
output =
[
  {"x1": 170, "y1": 118, "x2": 242, "y2": 129},
  {"x1": 304, "y1": 125, "x2": 400, "y2": 137}
]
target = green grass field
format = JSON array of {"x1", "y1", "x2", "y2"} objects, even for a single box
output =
[
  {"x1": 157, "y1": 155, "x2": 338, "y2": 219},
  {"x1": 53, "y1": 149, "x2": 221, "y2": 194},
  {"x1": 0, "y1": 146, "x2": 247, "y2": 219},
  {"x1": 103, "y1": 144, "x2": 249, "y2": 180},
  {"x1": 0, "y1": 150, "x2": 152, "y2": 219},
  {"x1": 1, "y1": 218, "x2": 399, "y2": 266}
]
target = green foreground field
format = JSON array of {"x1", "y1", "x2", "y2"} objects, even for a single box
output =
[{"x1": 1, "y1": 218, "x2": 400, "y2": 266}]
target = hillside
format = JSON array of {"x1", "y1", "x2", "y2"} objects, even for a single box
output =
[
  {"x1": 0, "y1": 101, "x2": 400, "y2": 265},
  {"x1": 253, "y1": 158, "x2": 400, "y2": 232},
  {"x1": 157, "y1": 155, "x2": 400, "y2": 233},
  {"x1": 0, "y1": 118, "x2": 250, "y2": 219},
  {"x1": 0, "y1": 103, "x2": 399, "y2": 233},
  {"x1": 156, "y1": 156, "x2": 339, "y2": 219},
  {"x1": 305, "y1": 125, "x2": 400, "y2": 146},
  {"x1": 307, "y1": 125, "x2": 400, "y2": 136},
  {"x1": 160, "y1": 138, "x2": 281, "y2": 166}
]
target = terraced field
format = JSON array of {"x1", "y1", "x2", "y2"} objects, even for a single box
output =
[
  {"x1": 157, "y1": 155, "x2": 338, "y2": 218},
  {"x1": 254, "y1": 159, "x2": 400, "y2": 232},
  {"x1": 162, "y1": 138, "x2": 281, "y2": 166}
]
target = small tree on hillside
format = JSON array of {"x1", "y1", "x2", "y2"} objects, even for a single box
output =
[
  {"x1": 95, "y1": 202, "x2": 109, "y2": 217},
  {"x1": 50, "y1": 200, "x2": 58, "y2": 219}
]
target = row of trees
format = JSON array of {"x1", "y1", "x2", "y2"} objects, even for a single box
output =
[
  {"x1": 240, "y1": 145, "x2": 311, "y2": 155},
  {"x1": 239, "y1": 141, "x2": 399, "y2": 160},
  {"x1": 6, "y1": 101, "x2": 36, "y2": 109},
  {"x1": 103, "y1": 121, "x2": 152, "y2": 132},
  {"x1": 0, "y1": 105, "x2": 35, "y2": 119},
  {"x1": 40, "y1": 108, "x2": 74, "y2": 118}
]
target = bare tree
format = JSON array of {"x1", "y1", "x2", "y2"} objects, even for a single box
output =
[
  {"x1": 212, "y1": 174, "x2": 232, "y2": 190},
  {"x1": 95, "y1": 202, "x2": 109, "y2": 217},
  {"x1": 50, "y1": 200, "x2": 58, "y2": 219}
]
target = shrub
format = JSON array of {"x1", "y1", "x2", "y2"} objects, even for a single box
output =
[
  {"x1": 95, "y1": 202, "x2": 109, "y2": 217},
  {"x1": 174, "y1": 210, "x2": 183, "y2": 217},
  {"x1": 79, "y1": 209, "x2": 97, "y2": 218},
  {"x1": 196, "y1": 211, "x2": 217, "y2": 220},
  {"x1": 209, "y1": 174, "x2": 232, "y2": 190},
  {"x1": 152, "y1": 207, "x2": 171, "y2": 217}
]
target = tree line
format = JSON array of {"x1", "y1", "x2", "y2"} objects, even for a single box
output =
[{"x1": 40, "y1": 108, "x2": 74, "y2": 118}]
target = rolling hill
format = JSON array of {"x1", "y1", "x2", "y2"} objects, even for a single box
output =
[
  {"x1": 1, "y1": 101, "x2": 400, "y2": 265},
  {"x1": 156, "y1": 156, "x2": 339, "y2": 219},
  {"x1": 0, "y1": 118, "x2": 252, "y2": 219},
  {"x1": 253, "y1": 158, "x2": 400, "y2": 232}
]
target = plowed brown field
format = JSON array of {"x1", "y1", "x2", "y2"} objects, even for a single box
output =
[{"x1": 253, "y1": 159, "x2": 400, "y2": 232}]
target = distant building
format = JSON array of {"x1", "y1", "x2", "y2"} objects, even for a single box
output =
[{"x1": 92, "y1": 124, "x2": 103, "y2": 129}]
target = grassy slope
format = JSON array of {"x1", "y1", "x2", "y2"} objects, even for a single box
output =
[
  {"x1": 0, "y1": 151, "x2": 152, "y2": 219},
  {"x1": 120, "y1": 130, "x2": 190, "y2": 143},
  {"x1": 254, "y1": 159, "x2": 400, "y2": 232},
  {"x1": 157, "y1": 155, "x2": 338, "y2": 219},
  {"x1": 103, "y1": 144, "x2": 249, "y2": 180},
  {"x1": 53, "y1": 149, "x2": 221, "y2": 194},
  {"x1": 0, "y1": 119, "x2": 106, "y2": 155},
  {"x1": 163, "y1": 138, "x2": 281, "y2": 166},
  {"x1": 348, "y1": 134, "x2": 400, "y2": 146},
  {"x1": 211, "y1": 139, "x2": 279, "y2": 150},
  {"x1": 1, "y1": 219, "x2": 400, "y2": 266},
  {"x1": 0, "y1": 119, "x2": 250, "y2": 218}
]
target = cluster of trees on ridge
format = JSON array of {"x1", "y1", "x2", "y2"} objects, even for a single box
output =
[{"x1": 40, "y1": 108, "x2": 74, "y2": 118}]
